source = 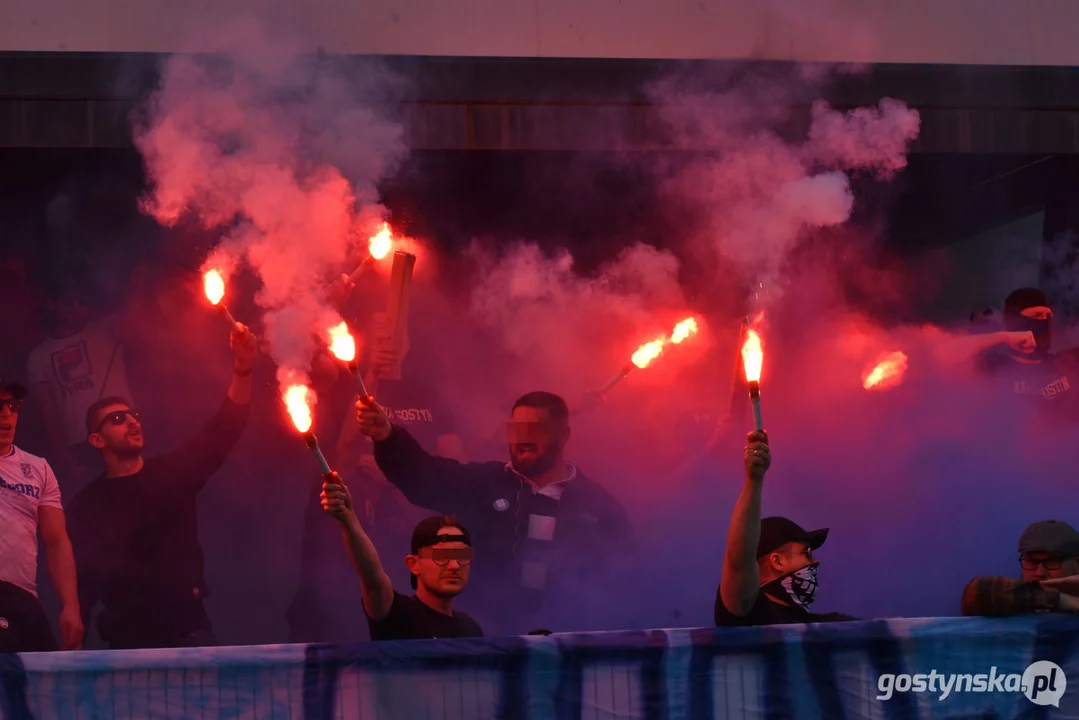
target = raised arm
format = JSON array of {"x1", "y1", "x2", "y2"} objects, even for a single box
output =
[
  {"x1": 357, "y1": 397, "x2": 485, "y2": 516},
  {"x1": 171, "y1": 325, "x2": 256, "y2": 489},
  {"x1": 718, "y1": 431, "x2": 770, "y2": 619},
  {"x1": 320, "y1": 474, "x2": 395, "y2": 620},
  {"x1": 928, "y1": 328, "x2": 1033, "y2": 366}
]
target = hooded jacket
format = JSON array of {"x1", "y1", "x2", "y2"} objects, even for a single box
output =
[{"x1": 373, "y1": 424, "x2": 634, "y2": 629}]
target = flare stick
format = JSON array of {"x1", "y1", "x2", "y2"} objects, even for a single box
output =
[
  {"x1": 346, "y1": 360, "x2": 372, "y2": 400},
  {"x1": 219, "y1": 305, "x2": 241, "y2": 331},
  {"x1": 302, "y1": 432, "x2": 333, "y2": 476},
  {"x1": 748, "y1": 381, "x2": 764, "y2": 432},
  {"x1": 600, "y1": 363, "x2": 635, "y2": 395},
  {"x1": 345, "y1": 255, "x2": 373, "y2": 285}
]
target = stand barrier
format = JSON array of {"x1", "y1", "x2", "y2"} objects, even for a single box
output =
[{"x1": 2, "y1": 616, "x2": 1078, "y2": 719}]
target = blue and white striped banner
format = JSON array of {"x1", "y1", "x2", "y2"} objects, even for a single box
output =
[{"x1": 2, "y1": 616, "x2": 1078, "y2": 719}]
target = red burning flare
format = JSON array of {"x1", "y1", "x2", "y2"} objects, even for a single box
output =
[
  {"x1": 630, "y1": 316, "x2": 699, "y2": 369},
  {"x1": 203, "y1": 269, "x2": 226, "y2": 306},
  {"x1": 284, "y1": 385, "x2": 314, "y2": 433},
  {"x1": 742, "y1": 329, "x2": 763, "y2": 383},
  {"x1": 368, "y1": 223, "x2": 393, "y2": 260},
  {"x1": 863, "y1": 351, "x2": 908, "y2": 390},
  {"x1": 327, "y1": 322, "x2": 356, "y2": 363}
]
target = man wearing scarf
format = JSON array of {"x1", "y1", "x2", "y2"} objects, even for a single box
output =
[
  {"x1": 715, "y1": 431, "x2": 857, "y2": 626},
  {"x1": 980, "y1": 287, "x2": 1079, "y2": 417}
]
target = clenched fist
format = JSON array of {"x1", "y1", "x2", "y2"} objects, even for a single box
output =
[
  {"x1": 744, "y1": 430, "x2": 771, "y2": 483},
  {"x1": 356, "y1": 396, "x2": 392, "y2": 442}
]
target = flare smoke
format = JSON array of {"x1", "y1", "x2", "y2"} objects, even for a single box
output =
[{"x1": 134, "y1": 20, "x2": 407, "y2": 385}]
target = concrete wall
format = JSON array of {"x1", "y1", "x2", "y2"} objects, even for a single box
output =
[{"x1": 4, "y1": 0, "x2": 1079, "y2": 65}]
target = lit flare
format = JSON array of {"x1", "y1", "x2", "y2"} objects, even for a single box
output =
[
  {"x1": 741, "y1": 329, "x2": 763, "y2": 384},
  {"x1": 368, "y1": 222, "x2": 393, "y2": 260},
  {"x1": 741, "y1": 326, "x2": 765, "y2": 432},
  {"x1": 670, "y1": 317, "x2": 698, "y2": 344},
  {"x1": 325, "y1": 322, "x2": 371, "y2": 398},
  {"x1": 203, "y1": 269, "x2": 226, "y2": 306},
  {"x1": 284, "y1": 384, "x2": 314, "y2": 434},
  {"x1": 201, "y1": 268, "x2": 240, "y2": 329},
  {"x1": 863, "y1": 351, "x2": 908, "y2": 390},
  {"x1": 327, "y1": 322, "x2": 356, "y2": 363}
]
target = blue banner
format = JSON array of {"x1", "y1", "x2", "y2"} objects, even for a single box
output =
[{"x1": 2, "y1": 616, "x2": 1078, "y2": 718}]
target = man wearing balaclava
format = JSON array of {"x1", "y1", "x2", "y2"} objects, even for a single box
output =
[
  {"x1": 980, "y1": 287, "x2": 1079, "y2": 416},
  {"x1": 715, "y1": 431, "x2": 858, "y2": 626}
]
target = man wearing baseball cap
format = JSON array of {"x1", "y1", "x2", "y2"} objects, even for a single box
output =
[
  {"x1": 0, "y1": 378, "x2": 83, "y2": 652},
  {"x1": 715, "y1": 431, "x2": 858, "y2": 626},
  {"x1": 962, "y1": 520, "x2": 1079, "y2": 616},
  {"x1": 320, "y1": 474, "x2": 483, "y2": 641},
  {"x1": 978, "y1": 288, "x2": 1079, "y2": 416}
]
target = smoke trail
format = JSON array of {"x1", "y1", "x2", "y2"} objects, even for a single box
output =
[
  {"x1": 134, "y1": 20, "x2": 407, "y2": 387},
  {"x1": 647, "y1": 67, "x2": 920, "y2": 306}
]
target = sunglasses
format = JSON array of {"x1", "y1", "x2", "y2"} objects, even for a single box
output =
[
  {"x1": 0, "y1": 399, "x2": 23, "y2": 414},
  {"x1": 95, "y1": 409, "x2": 141, "y2": 433},
  {"x1": 1019, "y1": 554, "x2": 1067, "y2": 571},
  {"x1": 417, "y1": 547, "x2": 474, "y2": 567}
]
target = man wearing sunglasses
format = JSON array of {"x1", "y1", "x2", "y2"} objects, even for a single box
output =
[
  {"x1": 321, "y1": 474, "x2": 482, "y2": 640},
  {"x1": 356, "y1": 390, "x2": 634, "y2": 635},
  {"x1": 0, "y1": 379, "x2": 83, "y2": 652},
  {"x1": 65, "y1": 324, "x2": 257, "y2": 649},
  {"x1": 962, "y1": 520, "x2": 1079, "y2": 615}
]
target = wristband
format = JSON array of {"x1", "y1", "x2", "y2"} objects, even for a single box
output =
[{"x1": 234, "y1": 366, "x2": 253, "y2": 377}]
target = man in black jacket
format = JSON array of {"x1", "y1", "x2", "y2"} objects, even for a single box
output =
[{"x1": 356, "y1": 390, "x2": 633, "y2": 634}]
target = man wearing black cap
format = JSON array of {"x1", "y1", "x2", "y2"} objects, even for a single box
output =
[
  {"x1": 0, "y1": 378, "x2": 83, "y2": 652},
  {"x1": 715, "y1": 431, "x2": 858, "y2": 626},
  {"x1": 321, "y1": 475, "x2": 483, "y2": 641},
  {"x1": 979, "y1": 288, "x2": 1079, "y2": 415},
  {"x1": 962, "y1": 520, "x2": 1079, "y2": 616}
]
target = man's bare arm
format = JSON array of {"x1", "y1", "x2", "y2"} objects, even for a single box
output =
[{"x1": 719, "y1": 432, "x2": 770, "y2": 617}]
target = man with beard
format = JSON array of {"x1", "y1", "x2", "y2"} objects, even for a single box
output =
[
  {"x1": 66, "y1": 325, "x2": 256, "y2": 649},
  {"x1": 321, "y1": 474, "x2": 482, "y2": 640},
  {"x1": 716, "y1": 431, "x2": 858, "y2": 626},
  {"x1": 979, "y1": 288, "x2": 1079, "y2": 417},
  {"x1": 356, "y1": 391, "x2": 633, "y2": 634}
]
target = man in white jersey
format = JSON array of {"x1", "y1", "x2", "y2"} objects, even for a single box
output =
[{"x1": 0, "y1": 378, "x2": 83, "y2": 652}]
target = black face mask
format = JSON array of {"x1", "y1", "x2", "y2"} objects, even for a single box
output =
[{"x1": 1006, "y1": 316, "x2": 1053, "y2": 360}]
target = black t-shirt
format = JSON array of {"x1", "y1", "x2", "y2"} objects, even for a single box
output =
[
  {"x1": 714, "y1": 589, "x2": 858, "y2": 627},
  {"x1": 367, "y1": 591, "x2": 484, "y2": 641},
  {"x1": 980, "y1": 349, "x2": 1079, "y2": 416},
  {"x1": 375, "y1": 378, "x2": 453, "y2": 453},
  {"x1": 285, "y1": 378, "x2": 454, "y2": 643}
]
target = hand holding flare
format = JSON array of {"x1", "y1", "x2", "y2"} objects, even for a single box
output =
[
  {"x1": 203, "y1": 268, "x2": 241, "y2": 330},
  {"x1": 741, "y1": 328, "x2": 765, "y2": 432},
  {"x1": 284, "y1": 384, "x2": 334, "y2": 477},
  {"x1": 342, "y1": 222, "x2": 395, "y2": 288}
]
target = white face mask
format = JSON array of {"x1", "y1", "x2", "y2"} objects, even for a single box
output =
[{"x1": 764, "y1": 563, "x2": 819, "y2": 609}]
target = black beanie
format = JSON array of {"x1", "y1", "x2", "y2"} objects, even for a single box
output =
[{"x1": 1003, "y1": 288, "x2": 1049, "y2": 318}]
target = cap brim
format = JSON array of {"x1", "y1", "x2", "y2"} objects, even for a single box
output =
[
  {"x1": 800, "y1": 528, "x2": 829, "y2": 551},
  {"x1": 1, "y1": 383, "x2": 27, "y2": 400}
]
